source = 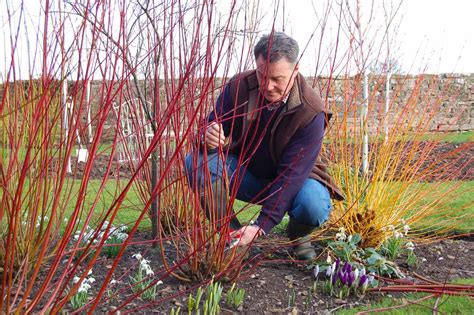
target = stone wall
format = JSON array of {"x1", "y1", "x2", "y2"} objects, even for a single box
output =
[
  {"x1": 314, "y1": 73, "x2": 474, "y2": 133},
  {"x1": 1, "y1": 74, "x2": 473, "y2": 144}
]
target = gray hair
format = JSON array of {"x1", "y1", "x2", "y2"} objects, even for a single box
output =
[{"x1": 253, "y1": 32, "x2": 299, "y2": 64}]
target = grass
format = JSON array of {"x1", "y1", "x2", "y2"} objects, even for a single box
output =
[
  {"x1": 408, "y1": 180, "x2": 474, "y2": 234},
  {"x1": 0, "y1": 179, "x2": 151, "y2": 236},
  {"x1": 337, "y1": 278, "x2": 474, "y2": 314},
  {"x1": 64, "y1": 179, "x2": 152, "y2": 230},
  {"x1": 233, "y1": 181, "x2": 474, "y2": 235},
  {"x1": 324, "y1": 130, "x2": 474, "y2": 144},
  {"x1": 2, "y1": 179, "x2": 471, "y2": 236},
  {"x1": 420, "y1": 130, "x2": 474, "y2": 143}
]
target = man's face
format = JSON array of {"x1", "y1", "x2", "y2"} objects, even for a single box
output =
[{"x1": 255, "y1": 55, "x2": 299, "y2": 103}]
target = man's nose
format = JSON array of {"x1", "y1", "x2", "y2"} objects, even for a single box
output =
[{"x1": 265, "y1": 80, "x2": 276, "y2": 91}]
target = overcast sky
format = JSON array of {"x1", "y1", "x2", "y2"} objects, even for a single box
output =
[
  {"x1": 263, "y1": 0, "x2": 474, "y2": 74},
  {"x1": 1, "y1": 0, "x2": 473, "y2": 81}
]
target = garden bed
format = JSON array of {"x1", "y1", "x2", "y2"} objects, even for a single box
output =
[{"x1": 49, "y1": 233, "x2": 473, "y2": 313}]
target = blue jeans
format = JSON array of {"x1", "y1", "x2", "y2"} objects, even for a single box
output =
[{"x1": 185, "y1": 151, "x2": 332, "y2": 227}]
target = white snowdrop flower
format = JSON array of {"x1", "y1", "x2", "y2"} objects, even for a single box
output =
[
  {"x1": 73, "y1": 276, "x2": 80, "y2": 284},
  {"x1": 405, "y1": 241, "x2": 415, "y2": 251},
  {"x1": 87, "y1": 269, "x2": 93, "y2": 276},
  {"x1": 119, "y1": 225, "x2": 128, "y2": 232},
  {"x1": 87, "y1": 277, "x2": 96, "y2": 284},
  {"x1": 403, "y1": 224, "x2": 410, "y2": 235},
  {"x1": 360, "y1": 267, "x2": 366, "y2": 277},
  {"x1": 335, "y1": 227, "x2": 347, "y2": 241},
  {"x1": 132, "y1": 253, "x2": 143, "y2": 261},
  {"x1": 347, "y1": 235, "x2": 353, "y2": 242},
  {"x1": 117, "y1": 233, "x2": 128, "y2": 241},
  {"x1": 64, "y1": 218, "x2": 68, "y2": 222},
  {"x1": 78, "y1": 286, "x2": 87, "y2": 293},
  {"x1": 156, "y1": 280, "x2": 163, "y2": 286},
  {"x1": 73, "y1": 234, "x2": 79, "y2": 241},
  {"x1": 44, "y1": 216, "x2": 49, "y2": 221},
  {"x1": 393, "y1": 231, "x2": 403, "y2": 239},
  {"x1": 110, "y1": 279, "x2": 117, "y2": 285},
  {"x1": 145, "y1": 268, "x2": 154, "y2": 276},
  {"x1": 78, "y1": 282, "x2": 91, "y2": 293}
]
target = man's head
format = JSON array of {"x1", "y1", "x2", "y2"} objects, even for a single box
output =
[{"x1": 254, "y1": 32, "x2": 300, "y2": 103}]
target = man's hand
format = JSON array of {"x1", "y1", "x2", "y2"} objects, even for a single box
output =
[
  {"x1": 204, "y1": 122, "x2": 225, "y2": 150},
  {"x1": 230, "y1": 225, "x2": 263, "y2": 247}
]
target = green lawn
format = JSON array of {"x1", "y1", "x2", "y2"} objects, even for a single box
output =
[
  {"x1": 325, "y1": 130, "x2": 474, "y2": 144},
  {"x1": 408, "y1": 181, "x2": 474, "y2": 234},
  {"x1": 337, "y1": 278, "x2": 474, "y2": 314},
  {"x1": 2, "y1": 179, "x2": 471, "y2": 236},
  {"x1": 233, "y1": 180, "x2": 474, "y2": 235}
]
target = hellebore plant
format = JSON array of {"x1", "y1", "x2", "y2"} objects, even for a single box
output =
[{"x1": 313, "y1": 259, "x2": 377, "y2": 298}]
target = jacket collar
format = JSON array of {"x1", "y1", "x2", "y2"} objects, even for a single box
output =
[{"x1": 286, "y1": 76, "x2": 303, "y2": 111}]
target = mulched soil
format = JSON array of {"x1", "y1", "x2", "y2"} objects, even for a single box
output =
[{"x1": 54, "y1": 233, "x2": 473, "y2": 314}]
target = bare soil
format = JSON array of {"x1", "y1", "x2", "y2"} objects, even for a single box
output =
[{"x1": 63, "y1": 233, "x2": 473, "y2": 314}]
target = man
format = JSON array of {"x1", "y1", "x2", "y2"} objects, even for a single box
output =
[{"x1": 185, "y1": 32, "x2": 343, "y2": 260}]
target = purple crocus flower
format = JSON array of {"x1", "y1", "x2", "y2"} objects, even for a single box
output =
[
  {"x1": 341, "y1": 272, "x2": 348, "y2": 285},
  {"x1": 348, "y1": 271, "x2": 355, "y2": 286},
  {"x1": 337, "y1": 270, "x2": 346, "y2": 285},
  {"x1": 342, "y1": 262, "x2": 350, "y2": 273},
  {"x1": 359, "y1": 274, "x2": 368, "y2": 288},
  {"x1": 346, "y1": 262, "x2": 353, "y2": 273},
  {"x1": 335, "y1": 258, "x2": 341, "y2": 271}
]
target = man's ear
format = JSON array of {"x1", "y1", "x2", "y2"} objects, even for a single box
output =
[{"x1": 293, "y1": 62, "x2": 300, "y2": 76}]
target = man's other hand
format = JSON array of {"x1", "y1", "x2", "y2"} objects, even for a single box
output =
[
  {"x1": 205, "y1": 122, "x2": 225, "y2": 149},
  {"x1": 230, "y1": 225, "x2": 263, "y2": 247}
]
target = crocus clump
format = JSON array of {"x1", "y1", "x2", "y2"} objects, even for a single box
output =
[{"x1": 314, "y1": 259, "x2": 376, "y2": 298}]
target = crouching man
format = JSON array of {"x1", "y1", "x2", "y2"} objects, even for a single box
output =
[{"x1": 185, "y1": 32, "x2": 343, "y2": 260}]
